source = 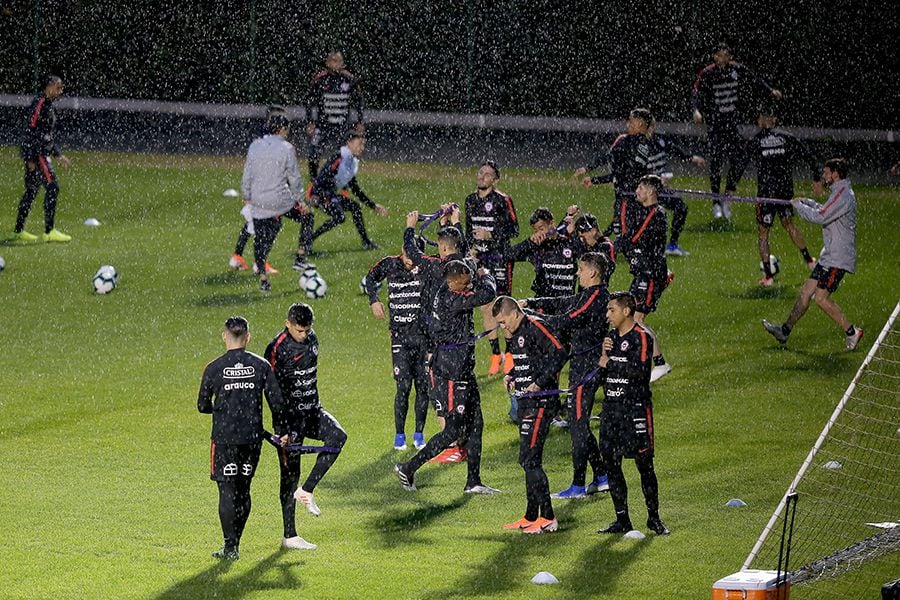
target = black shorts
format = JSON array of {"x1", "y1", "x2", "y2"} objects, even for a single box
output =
[
  {"x1": 391, "y1": 335, "x2": 428, "y2": 382},
  {"x1": 210, "y1": 441, "x2": 262, "y2": 482},
  {"x1": 428, "y1": 371, "x2": 472, "y2": 418},
  {"x1": 277, "y1": 407, "x2": 346, "y2": 469},
  {"x1": 811, "y1": 263, "x2": 847, "y2": 294},
  {"x1": 478, "y1": 253, "x2": 514, "y2": 296},
  {"x1": 630, "y1": 272, "x2": 666, "y2": 314},
  {"x1": 599, "y1": 400, "x2": 654, "y2": 458},
  {"x1": 755, "y1": 201, "x2": 794, "y2": 228}
]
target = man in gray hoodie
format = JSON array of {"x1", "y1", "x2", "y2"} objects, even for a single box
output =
[
  {"x1": 763, "y1": 158, "x2": 863, "y2": 351},
  {"x1": 240, "y1": 114, "x2": 307, "y2": 293}
]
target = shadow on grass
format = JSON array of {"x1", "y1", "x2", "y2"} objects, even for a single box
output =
[
  {"x1": 723, "y1": 285, "x2": 792, "y2": 301},
  {"x1": 370, "y1": 494, "x2": 471, "y2": 549},
  {"x1": 153, "y1": 549, "x2": 304, "y2": 600},
  {"x1": 761, "y1": 345, "x2": 857, "y2": 374},
  {"x1": 191, "y1": 290, "x2": 298, "y2": 308},
  {"x1": 684, "y1": 219, "x2": 742, "y2": 234},
  {"x1": 560, "y1": 534, "x2": 651, "y2": 598},
  {"x1": 198, "y1": 271, "x2": 249, "y2": 287}
]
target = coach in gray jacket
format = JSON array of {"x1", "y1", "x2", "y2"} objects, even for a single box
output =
[
  {"x1": 241, "y1": 114, "x2": 308, "y2": 293},
  {"x1": 762, "y1": 158, "x2": 864, "y2": 351}
]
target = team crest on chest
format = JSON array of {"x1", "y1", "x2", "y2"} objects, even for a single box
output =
[
  {"x1": 312, "y1": 345, "x2": 319, "y2": 355},
  {"x1": 484, "y1": 202, "x2": 493, "y2": 212},
  {"x1": 518, "y1": 336, "x2": 525, "y2": 348},
  {"x1": 620, "y1": 340, "x2": 629, "y2": 351},
  {"x1": 563, "y1": 248, "x2": 572, "y2": 258}
]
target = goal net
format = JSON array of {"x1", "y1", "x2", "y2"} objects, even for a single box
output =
[{"x1": 743, "y1": 301, "x2": 900, "y2": 598}]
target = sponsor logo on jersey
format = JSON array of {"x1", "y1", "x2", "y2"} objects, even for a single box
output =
[{"x1": 224, "y1": 363, "x2": 255, "y2": 379}]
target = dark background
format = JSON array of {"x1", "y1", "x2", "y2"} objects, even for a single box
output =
[{"x1": 1, "y1": 0, "x2": 898, "y2": 129}]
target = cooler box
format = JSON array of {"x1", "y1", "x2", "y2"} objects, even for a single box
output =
[{"x1": 712, "y1": 570, "x2": 790, "y2": 600}]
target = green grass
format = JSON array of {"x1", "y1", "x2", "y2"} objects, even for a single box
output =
[{"x1": 0, "y1": 147, "x2": 896, "y2": 599}]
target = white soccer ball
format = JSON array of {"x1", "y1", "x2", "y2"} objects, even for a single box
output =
[
  {"x1": 759, "y1": 255, "x2": 780, "y2": 276},
  {"x1": 359, "y1": 275, "x2": 383, "y2": 295},
  {"x1": 92, "y1": 265, "x2": 119, "y2": 294},
  {"x1": 0, "y1": 256, "x2": 5, "y2": 272},
  {"x1": 298, "y1": 264, "x2": 319, "y2": 287},
  {"x1": 303, "y1": 274, "x2": 327, "y2": 299}
]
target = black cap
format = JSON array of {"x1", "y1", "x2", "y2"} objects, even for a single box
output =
[{"x1": 575, "y1": 213, "x2": 599, "y2": 232}]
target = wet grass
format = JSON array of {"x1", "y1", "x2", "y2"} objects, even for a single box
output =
[{"x1": 0, "y1": 147, "x2": 897, "y2": 598}]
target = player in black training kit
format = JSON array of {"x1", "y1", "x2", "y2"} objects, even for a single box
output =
[
  {"x1": 198, "y1": 316, "x2": 286, "y2": 560},
  {"x1": 12, "y1": 75, "x2": 73, "y2": 243},
  {"x1": 394, "y1": 258, "x2": 499, "y2": 494},
  {"x1": 577, "y1": 109, "x2": 653, "y2": 237},
  {"x1": 646, "y1": 117, "x2": 707, "y2": 257},
  {"x1": 493, "y1": 297, "x2": 568, "y2": 534},
  {"x1": 597, "y1": 293, "x2": 669, "y2": 536},
  {"x1": 734, "y1": 105, "x2": 821, "y2": 286},
  {"x1": 305, "y1": 50, "x2": 364, "y2": 181},
  {"x1": 464, "y1": 161, "x2": 519, "y2": 376},
  {"x1": 522, "y1": 252, "x2": 611, "y2": 499},
  {"x1": 572, "y1": 213, "x2": 616, "y2": 285},
  {"x1": 507, "y1": 207, "x2": 583, "y2": 298},
  {"x1": 692, "y1": 43, "x2": 783, "y2": 220},
  {"x1": 365, "y1": 240, "x2": 430, "y2": 452},
  {"x1": 299, "y1": 132, "x2": 387, "y2": 262},
  {"x1": 265, "y1": 303, "x2": 347, "y2": 551},
  {"x1": 615, "y1": 175, "x2": 672, "y2": 383}
]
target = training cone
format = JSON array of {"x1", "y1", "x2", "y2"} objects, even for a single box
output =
[
  {"x1": 623, "y1": 530, "x2": 646, "y2": 539},
  {"x1": 223, "y1": 188, "x2": 239, "y2": 197},
  {"x1": 726, "y1": 498, "x2": 748, "y2": 508},
  {"x1": 531, "y1": 572, "x2": 559, "y2": 585},
  {"x1": 83, "y1": 218, "x2": 101, "y2": 226},
  {"x1": 823, "y1": 460, "x2": 843, "y2": 469}
]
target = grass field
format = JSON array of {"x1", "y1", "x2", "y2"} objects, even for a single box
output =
[{"x1": 0, "y1": 146, "x2": 896, "y2": 599}]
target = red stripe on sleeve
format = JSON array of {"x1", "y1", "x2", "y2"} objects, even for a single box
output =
[
  {"x1": 637, "y1": 326, "x2": 648, "y2": 362},
  {"x1": 447, "y1": 380, "x2": 454, "y2": 411},
  {"x1": 29, "y1": 96, "x2": 45, "y2": 129},
  {"x1": 210, "y1": 441, "x2": 216, "y2": 477},
  {"x1": 818, "y1": 186, "x2": 845, "y2": 215},
  {"x1": 529, "y1": 318, "x2": 563, "y2": 349},
  {"x1": 568, "y1": 289, "x2": 599, "y2": 318},
  {"x1": 269, "y1": 332, "x2": 288, "y2": 368},
  {"x1": 630, "y1": 208, "x2": 658, "y2": 243},
  {"x1": 575, "y1": 386, "x2": 582, "y2": 420}
]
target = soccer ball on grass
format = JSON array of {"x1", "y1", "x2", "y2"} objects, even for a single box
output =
[
  {"x1": 302, "y1": 273, "x2": 327, "y2": 299},
  {"x1": 92, "y1": 265, "x2": 119, "y2": 294}
]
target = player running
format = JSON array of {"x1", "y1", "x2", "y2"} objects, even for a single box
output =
[
  {"x1": 299, "y1": 132, "x2": 388, "y2": 264},
  {"x1": 265, "y1": 303, "x2": 347, "y2": 550},
  {"x1": 763, "y1": 158, "x2": 863, "y2": 351},
  {"x1": 734, "y1": 104, "x2": 821, "y2": 286},
  {"x1": 463, "y1": 161, "x2": 519, "y2": 376},
  {"x1": 597, "y1": 293, "x2": 669, "y2": 536},
  {"x1": 364, "y1": 241, "x2": 430, "y2": 451}
]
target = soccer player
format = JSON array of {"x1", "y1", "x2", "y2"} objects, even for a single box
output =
[
  {"x1": 692, "y1": 43, "x2": 783, "y2": 220},
  {"x1": 198, "y1": 316, "x2": 286, "y2": 560},
  {"x1": 305, "y1": 49, "x2": 364, "y2": 180},
  {"x1": 521, "y1": 252, "x2": 611, "y2": 499},
  {"x1": 463, "y1": 161, "x2": 519, "y2": 375},
  {"x1": 393, "y1": 259, "x2": 500, "y2": 495},
  {"x1": 615, "y1": 175, "x2": 673, "y2": 382},
  {"x1": 597, "y1": 293, "x2": 669, "y2": 536},
  {"x1": 365, "y1": 241, "x2": 429, "y2": 451},
  {"x1": 572, "y1": 213, "x2": 616, "y2": 285},
  {"x1": 11, "y1": 75, "x2": 73, "y2": 243},
  {"x1": 493, "y1": 297, "x2": 568, "y2": 534},
  {"x1": 734, "y1": 105, "x2": 821, "y2": 286},
  {"x1": 763, "y1": 158, "x2": 864, "y2": 351},
  {"x1": 646, "y1": 117, "x2": 707, "y2": 257},
  {"x1": 265, "y1": 303, "x2": 347, "y2": 550},
  {"x1": 301, "y1": 132, "x2": 387, "y2": 261},
  {"x1": 577, "y1": 108, "x2": 653, "y2": 237},
  {"x1": 506, "y1": 207, "x2": 581, "y2": 297},
  {"x1": 239, "y1": 114, "x2": 308, "y2": 293}
]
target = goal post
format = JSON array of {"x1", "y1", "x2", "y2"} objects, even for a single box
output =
[{"x1": 741, "y1": 301, "x2": 900, "y2": 596}]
